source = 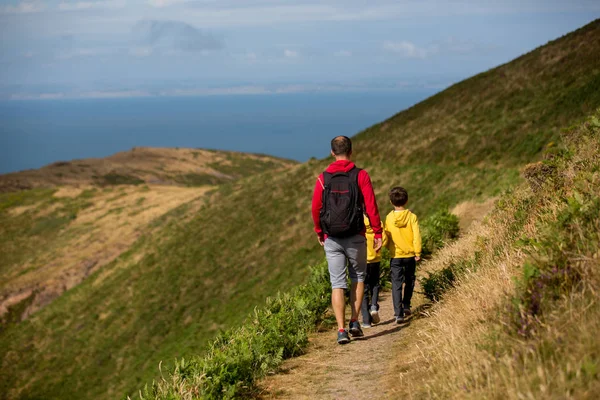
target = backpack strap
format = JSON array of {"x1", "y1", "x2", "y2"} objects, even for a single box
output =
[
  {"x1": 348, "y1": 166, "x2": 361, "y2": 183},
  {"x1": 322, "y1": 171, "x2": 332, "y2": 186},
  {"x1": 348, "y1": 167, "x2": 364, "y2": 206}
]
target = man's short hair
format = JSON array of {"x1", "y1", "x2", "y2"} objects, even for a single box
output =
[
  {"x1": 389, "y1": 187, "x2": 408, "y2": 207},
  {"x1": 331, "y1": 136, "x2": 352, "y2": 156}
]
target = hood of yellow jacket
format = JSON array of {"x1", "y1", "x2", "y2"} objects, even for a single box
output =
[{"x1": 392, "y1": 209, "x2": 411, "y2": 228}]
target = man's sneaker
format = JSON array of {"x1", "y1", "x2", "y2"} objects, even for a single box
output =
[
  {"x1": 369, "y1": 307, "x2": 380, "y2": 324},
  {"x1": 337, "y1": 329, "x2": 350, "y2": 344},
  {"x1": 361, "y1": 322, "x2": 373, "y2": 329},
  {"x1": 404, "y1": 308, "x2": 412, "y2": 316},
  {"x1": 349, "y1": 320, "x2": 364, "y2": 337},
  {"x1": 395, "y1": 314, "x2": 404, "y2": 324}
]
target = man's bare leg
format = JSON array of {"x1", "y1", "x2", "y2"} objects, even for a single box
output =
[
  {"x1": 350, "y1": 281, "x2": 365, "y2": 321},
  {"x1": 332, "y1": 288, "x2": 346, "y2": 330}
]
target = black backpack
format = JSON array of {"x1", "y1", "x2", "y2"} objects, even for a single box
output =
[{"x1": 319, "y1": 167, "x2": 365, "y2": 238}]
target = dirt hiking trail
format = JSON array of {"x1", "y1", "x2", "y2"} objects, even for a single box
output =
[
  {"x1": 259, "y1": 289, "x2": 431, "y2": 399},
  {"x1": 258, "y1": 201, "x2": 494, "y2": 399}
]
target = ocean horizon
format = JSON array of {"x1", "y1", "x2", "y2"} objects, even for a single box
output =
[{"x1": 0, "y1": 90, "x2": 437, "y2": 174}]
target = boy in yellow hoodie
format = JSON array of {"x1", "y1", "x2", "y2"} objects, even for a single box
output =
[
  {"x1": 360, "y1": 215, "x2": 385, "y2": 328},
  {"x1": 385, "y1": 187, "x2": 421, "y2": 323}
]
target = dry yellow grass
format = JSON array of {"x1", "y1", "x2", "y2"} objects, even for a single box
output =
[
  {"x1": 384, "y1": 115, "x2": 600, "y2": 399},
  {"x1": 451, "y1": 198, "x2": 497, "y2": 232}
]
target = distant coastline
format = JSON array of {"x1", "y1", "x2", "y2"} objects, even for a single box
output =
[
  {"x1": 2, "y1": 82, "x2": 451, "y2": 102},
  {"x1": 0, "y1": 89, "x2": 438, "y2": 174}
]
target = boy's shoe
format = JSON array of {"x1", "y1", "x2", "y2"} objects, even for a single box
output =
[
  {"x1": 404, "y1": 308, "x2": 412, "y2": 316},
  {"x1": 337, "y1": 329, "x2": 350, "y2": 345},
  {"x1": 349, "y1": 320, "x2": 364, "y2": 337},
  {"x1": 395, "y1": 314, "x2": 404, "y2": 324},
  {"x1": 369, "y1": 307, "x2": 380, "y2": 324},
  {"x1": 361, "y1": 322, "x2": 373, "y2": 329}
]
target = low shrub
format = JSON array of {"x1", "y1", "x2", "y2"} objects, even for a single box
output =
[
  {"x1": 421, "y1": 259, "x2": 473, "y2": 302},
  {"x1": 98, "y1": 173, "x2": 145, "y2": 186},
  {"x1": 420, "y1": 209, "x2": 460, "y2": 257}
]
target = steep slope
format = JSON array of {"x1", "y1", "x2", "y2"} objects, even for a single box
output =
[
  {"x1": 1, "y1": 20, "x2": 599, "y2": 400},
  {"x1": 0, "y1": 147, "x2": 293, "y2": 192},
  {"x1": 385, "y1": 111, "x2": 600, "y2": 399}
]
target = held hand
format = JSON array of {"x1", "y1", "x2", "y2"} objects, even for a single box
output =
[
  {"x1": 373, "y1": 237, "x2": 382, "y2": 252},
  {"x1": 415, "y1": 256, "x2": 421, "y2": 262},
  {"x1": 318, "y1": 236, "x2": 325, "y2": 246}
]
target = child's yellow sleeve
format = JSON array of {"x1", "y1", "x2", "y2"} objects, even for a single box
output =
[{"x1": 412, "y1": 214, "x2": 422, "y2": 257}]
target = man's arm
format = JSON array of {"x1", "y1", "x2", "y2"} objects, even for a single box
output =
[{"x1": 311, "y1": 174, "x2": 325, "y2": 245}]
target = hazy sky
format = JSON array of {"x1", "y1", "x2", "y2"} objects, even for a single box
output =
[{"x1": 1, "y1": 0, "x2": 598, "y2": 97}]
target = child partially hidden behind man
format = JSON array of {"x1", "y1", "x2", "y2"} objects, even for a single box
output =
[
  {"x1": 361, "y1": 214, "x2": 385, "y2": 328},
  {"x1": 385, "y1": 187, "x2": 422, "y2": 324}
]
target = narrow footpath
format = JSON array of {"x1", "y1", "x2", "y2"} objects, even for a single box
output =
[{"x1": 258, "y1": 288, "x2": 430, "y2": 399}]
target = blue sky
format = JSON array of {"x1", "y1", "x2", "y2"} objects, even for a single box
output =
[{"x1": 0, "y1": 0, "x2": 598, "y2": 99}]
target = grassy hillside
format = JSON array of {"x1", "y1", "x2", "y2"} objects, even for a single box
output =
[
  {"x1": 0, "y1": 147, "x2": 294, "y2": 192},
  {"x1": 391, "y1": 110, "x2": 600, "y2": 398},
  {"x1": 0, "y1": 149, "x2": 295, "y2": 330},
  {"x1": 1, "y1": 20, "x2": 599, "y2": 400}
]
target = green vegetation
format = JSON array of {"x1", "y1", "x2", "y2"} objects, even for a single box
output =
[
  {"x1": 140, "y1": 261, "x2": 330, "y2": 399},
  {"x1": 1, "y1": 20, "x2": 599, "y2": 400},
  {"x1": 172, "y1": 173, "x2": 222, "y2": 187},
  {"x1": 98, "y1": 173, "x2": 145, "y2": 186},
  {"x1": 420, "y1": 209, "x2": 460, "y2": 257}
]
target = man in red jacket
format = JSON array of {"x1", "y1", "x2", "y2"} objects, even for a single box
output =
[{"x1": 312, "y1": 135, "x2": 383, "y2": 344}]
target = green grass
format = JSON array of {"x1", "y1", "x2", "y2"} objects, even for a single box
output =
[{"x1": 1, "y1": 20, "x2": 600, "y2": 400}]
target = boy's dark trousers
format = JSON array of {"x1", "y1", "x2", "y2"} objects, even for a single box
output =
[
  {"x1": 390, "y1": 257, "x2": 416, "y2": 318},
  {"x1": 360, "y1": 262, "x2": 381, "y2": 324}
]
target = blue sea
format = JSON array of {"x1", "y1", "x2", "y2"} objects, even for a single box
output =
[{"x1": 0, "y1": 90, "x2": 437, "y2": 174}]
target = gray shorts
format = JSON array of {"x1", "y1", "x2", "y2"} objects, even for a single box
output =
[{"x1": 324, "y1": 234, "x2": 367, "y2": 289}]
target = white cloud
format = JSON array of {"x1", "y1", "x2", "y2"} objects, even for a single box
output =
[
  {"x1": 148, "y1": 0, "x2": 186, "y2": 8},
  {"x1": 58, "y1": 0, "x2": 126, "y2": 11},
  {"x1": 383, "y1": 40, "x2": 434, "y2": 59},
  {"x1": 334, "y1": 50, "x2": 352, "y2": 57},
  {"x1": 0, "y1": 1, "x2": 44, "y2": 14},
  {"x1": 283, "y1": 49, "x2": 299, "y2": 58}
]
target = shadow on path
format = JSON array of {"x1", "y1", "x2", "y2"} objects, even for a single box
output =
[
  {"x1": 356, "y1": 321, "x2": 411, "y2": 340},
  {"x1": 355, "y1": 302, "x2": 433, "y2": 341}
]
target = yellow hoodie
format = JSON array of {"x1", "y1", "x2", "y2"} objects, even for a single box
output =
[
  {"x1": 385, "y1": 209, "x2": 422, "y2": 258},
  {"x1": 364, "y1": 215, "x2": 386, "y2": 263}
]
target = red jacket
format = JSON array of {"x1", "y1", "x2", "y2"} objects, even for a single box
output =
[{"x1": 312, "y1": 160, "x2": 382, "y2": 240}]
